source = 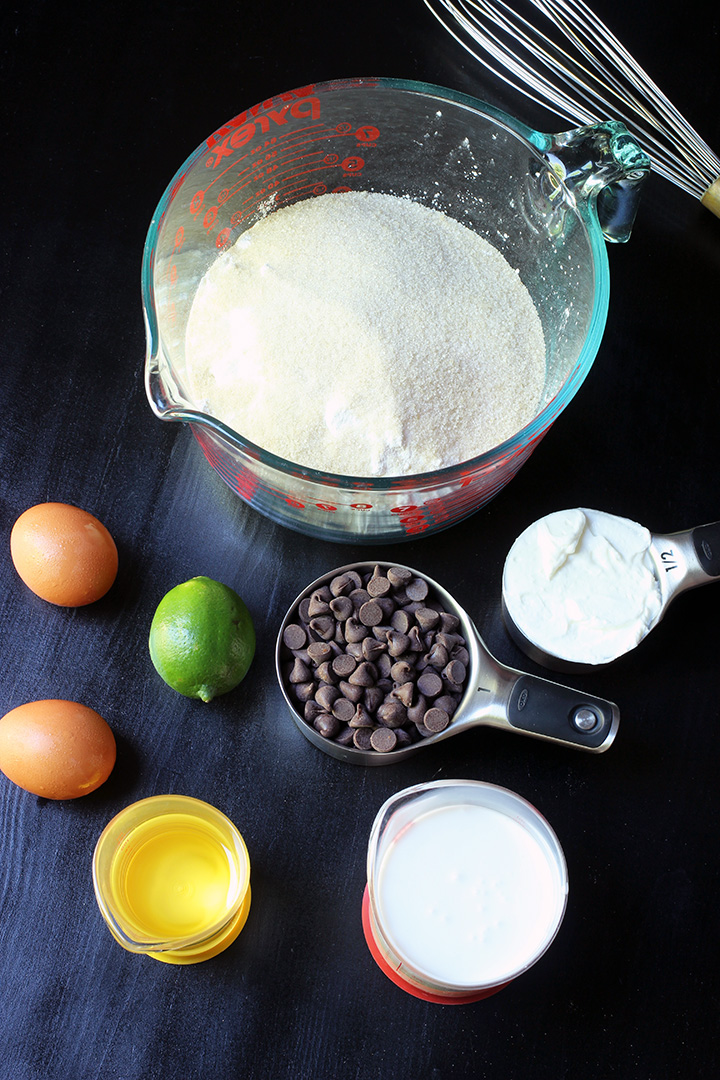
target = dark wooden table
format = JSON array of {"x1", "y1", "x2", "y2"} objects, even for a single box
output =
[{"x1": 2, "y1": 2, "x2": 719, "y2": 1077}]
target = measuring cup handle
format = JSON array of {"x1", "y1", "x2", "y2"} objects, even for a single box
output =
[
  {"x1": 691, "y1": 521, "x2": 720, "y2": 578},
  {"x1": 506, "y1": 674, "x2": 619, "y2": 752}
]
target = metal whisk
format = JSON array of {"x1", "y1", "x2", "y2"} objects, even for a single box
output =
[{"x1": 425, "y1": 0, "x2": 720, "y2": 217}]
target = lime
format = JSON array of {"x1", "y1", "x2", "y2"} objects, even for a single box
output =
[{"x1": 149, "y1": 576, "x2": 256, "y2": 702}]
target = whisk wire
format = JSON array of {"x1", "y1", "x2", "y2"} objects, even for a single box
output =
[{"x1": 425, "y1": 0, "x2": 720, "y2": 209}]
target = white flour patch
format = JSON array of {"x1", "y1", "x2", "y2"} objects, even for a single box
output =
[{"x1": 184, "y1": 191, "x2": 545, "y2": 477}]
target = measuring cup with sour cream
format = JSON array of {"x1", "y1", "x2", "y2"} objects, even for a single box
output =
[{"x1": 502, "y1": 508, "x2": 720, "y2": 671}]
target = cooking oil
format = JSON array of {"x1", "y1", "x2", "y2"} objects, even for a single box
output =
[
  {"x1": 93, "y1": 795, "x2": 251, "y2": 964},
  {"x1": 112, "y1": 814, "x2": 241, "y2": 940}
]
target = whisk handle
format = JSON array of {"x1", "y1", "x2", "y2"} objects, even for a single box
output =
[
  {"x1": 701, "y1": 178, "x2": 720, "y2": 219},
  {"x1": 543, "y1": 121, "x2": 651, "y2": 243}
]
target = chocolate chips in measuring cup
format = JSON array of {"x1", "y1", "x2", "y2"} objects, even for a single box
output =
[{"x1": 280, "y1": 566, "x2": 469, "y2": 753}]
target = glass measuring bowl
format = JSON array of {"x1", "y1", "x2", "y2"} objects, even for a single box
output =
[
  {"x1": 92, "y1": 795, "x2": 251, "y2": 964},
  {"x1": 144, "y1": 78, "x2": 649, "y2": 543},
  {"x1": 363, "y1": 780, "x2": 568, "y2": 1002}
]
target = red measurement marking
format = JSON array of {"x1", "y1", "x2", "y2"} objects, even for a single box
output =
[
  {"x1": 205, "y1": 98, "x2": 322, "y2": 167},
  {"x1": 206, "y1": 86, "x2": 318, "y2": 148},
  {"x1": 233, "y1": 469, "x2": 259, "y2": 502},
  {"x1": 173, "y1": 226, "x2": 185, "y2": 251},
  {"x1": 355, "y1": 126, "x2": 380, "y2": 142}
]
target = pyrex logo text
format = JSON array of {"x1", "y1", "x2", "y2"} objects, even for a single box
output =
[{"x1": 206, "y1": 88, "x2": 320, "y2": 167}]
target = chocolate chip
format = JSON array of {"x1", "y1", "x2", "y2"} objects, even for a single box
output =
[
  {"x1": 390, "y1": 608, "x2": 411, "y2": 634},
  {"x1": 407, "y1": 695, "x2": 428, "y2": 725},
  {"x1": 283, "y1": 623, "x2": 307, "y2": 650},
  {"x1": 415, "y1": 606, "x2": 440, "y2": 631},
  {"x1": 307, "y1": 641, "x2": 334, "y2": 665},
  {"x1": 332, "y1": 653, "x2": 357, "y2": 678},
  {"x1": 439, "y1": 612, "x2": 461, "y2": 634},
  {"x1": 315, "y1": 660, "x2": 338, "y2": 684},
  {"x1": 307, "y1": 590, "x2": 331, "y2": 617},
  {"x1": 304, "y1": 700, "x2": 324, "y2": 723},
  {"x1": 330, "y1": 573, "x2": 355, "y2": 597},
  {"x1": 366, "y1": 569, "x2": 391, "y2": 597},
  {"x1": 434, "y1": 693, "x2": 460, "y2": 717},
  {"x1": 423, "y1": 707, "x2": 450, "y2": 733},
  {"x1": 391, "y1": 681, "x2": 415, "y2": 708},
  {"x1": 377, "y1": 701, "x2": 407, "y2": 728},
  {"x1": 315, "y1": 684, "x2": 340, "y2": 711},
  {"x1": 370, "y1": 727, "x2": 398, "y2": 753},
  {"x1": 386, "y1": 629, "x2": 411, "y2": 657},
  {"x1": 375, "y1": 652, "x2": 393, "y2": 679},
  {"x1": 425, "y1": 642, "x2": 449, "y2": 670},
  {"x1": 405, "y1": 577, "x2": 429, "y2": 602},
  {"x1": 451, "y1": 645, "x2": 470, "y2": 666},
  {"x1": 348, "y1": 661, "x2": 377, "y2": 687},
  {"x1": 334, "y1": 726, "x2": 355, "y2": 746},
  {"x1": 362, "y1": 637, "x2": 386, "y2": 663},
  {"x1": 353, "y1": 727, "x2": 374, "y2": 750},
  {"x1": 344, "y1": 617, "x2": 369, "y2": 643},
  {"x1": 330, "y1": 595, "x2": 353, "y2": 621},
  {"x1": 289, "y1": 657, "x2": 312, "y2": 684},
  {"x1": 363, "y1": 685, "x2": 384, "y2": 713},
  {"x1": 332, "y1": 697, "x2": 356, "y2": 723},
  {"x1": 309, "y1": 615, "x2": 335, "y2": 641},
  {"x1": 359, "y1": 599, "x2": 383, "y2": 627},
  {"x1": 349, "y1": 703, "x2": 373, "y2": 728},
  {"x1": 390, "y1": 660, "x2": 414, "y2": 685},
  {"x1": 443, "y1": 659, "x2": 466, "y2": 687},
  {"x1": 338, "y1": 679, "x2": 364, "y2": 704},
  {"x1": 417, "y1": 670, "x2": 443, "y2": 698},
  {"x1": 314, "y1": 713, "x2": 340, "y2": 739},
  {"x1": 292, "y1": 682, "x2": 316, "y2": 703},
  {"x1": 298, "y1": 597, "x2": 312, "y2": 622},
  {"x1": 387, "y1": 566, "x2": 412, "y2": 587}
]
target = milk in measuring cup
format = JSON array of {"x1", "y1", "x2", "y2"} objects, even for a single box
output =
[{"x1": 375, "y1": 802, "x2": 562, "y2": 987}]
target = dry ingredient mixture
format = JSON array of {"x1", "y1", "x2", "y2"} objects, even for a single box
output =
[{"x1": 184, "y1": 191, "x2": 546, "y2": 477}]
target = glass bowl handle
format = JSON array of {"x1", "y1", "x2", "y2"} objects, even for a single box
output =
[{"x1": 541, "y1": 120, "x2": 651, "y2": 243}]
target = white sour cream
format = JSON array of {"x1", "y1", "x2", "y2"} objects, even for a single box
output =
[
  {"x1": 503, "y1": 508, "x2": 663, "y2": 665},
  {"x1": 375, "y1": 802, "x2": 563, "y2": 988}
]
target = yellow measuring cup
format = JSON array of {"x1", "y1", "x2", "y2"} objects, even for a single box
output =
[{"x1": 92, "y1": 794, "x2": 251, "y2": 964}]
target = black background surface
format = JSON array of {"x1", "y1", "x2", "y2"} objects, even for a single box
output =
[{"x1": 1, "y1": 2, "x2": 719, "y2": 1078}]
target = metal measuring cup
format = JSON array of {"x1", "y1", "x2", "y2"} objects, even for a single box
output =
[
  {"x1": 275, "y1": 561, "x2": 619, "y2": 765},
  {"x1": 502, "y1": 512, "x2": 720, "y2": 673}
]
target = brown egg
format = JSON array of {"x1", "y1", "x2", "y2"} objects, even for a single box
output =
[
  {"x1": 0, "y1": 700, "x2": 117, "y2": 800},
  {"x1": 10, "y1": 502, "x2": 118, "y2": 606}
]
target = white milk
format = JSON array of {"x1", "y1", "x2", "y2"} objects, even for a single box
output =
[{"x1": 375, "y1": 802, "x2": 563, "y2": 987}]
